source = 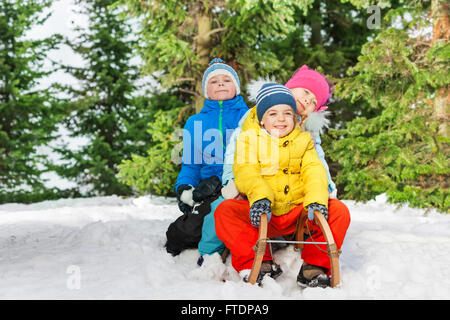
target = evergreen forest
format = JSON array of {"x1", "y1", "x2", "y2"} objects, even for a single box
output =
[{"x1": 0, "y1": 0, "x2": 448, "y2": 212}]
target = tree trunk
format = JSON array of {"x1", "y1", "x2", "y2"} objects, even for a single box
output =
[
  {"x1": 310, "y1": 1, "x2": 322, "y2": 47},
  {"x1": 431, "y1": 0, "x2": 449, "y2": 138},
  {"x1": 194, "y1": 13, "x2": 211, "y2": 113}
]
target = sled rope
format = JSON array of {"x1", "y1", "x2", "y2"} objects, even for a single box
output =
[
  {"x1": 305, "y1": 220, "x2": 327, "y2": 254},
  {"x1": 305, "y1": 221, "x2": 342, "y2": 257}
]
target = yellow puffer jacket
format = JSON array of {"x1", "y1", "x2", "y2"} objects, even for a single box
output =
[{"x1": 233, "y1": 107, "x2": 328, "y2": 216}]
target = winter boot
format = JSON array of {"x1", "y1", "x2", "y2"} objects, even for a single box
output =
[
  {"x1": 243, "y1": 261, "x2": 283, "y2": 285},
  {"x1": 297, "y1": 262, "x2": 330, "y2": 288}
]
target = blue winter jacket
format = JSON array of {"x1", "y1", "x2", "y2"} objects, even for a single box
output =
[{"x1": 174, "y1": 95, "x2": 249, "y2": 191}]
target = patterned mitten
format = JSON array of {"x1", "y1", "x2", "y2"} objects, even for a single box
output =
[
  {"x1": 249, "y1": 199, "x2": 272, "y2": 227},
  {"x1": 306, "y1": 202, "x2": 328, "y2": 221}
]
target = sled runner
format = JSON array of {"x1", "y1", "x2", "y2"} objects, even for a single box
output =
[
  {"x1": 248, "y1": 210, "x2": 340, "y2": 287},
  {"x1": 247, "y1": 214, "x2": 268, "y2": 285}
]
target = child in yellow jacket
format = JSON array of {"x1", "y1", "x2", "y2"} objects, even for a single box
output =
[{"x1": 214, "y1": 83, "x2": 351, "y2": 287}]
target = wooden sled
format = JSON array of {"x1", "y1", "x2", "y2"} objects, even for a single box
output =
[{"x1": 248, "y1": 210, "x2": 340, "y2": 287}]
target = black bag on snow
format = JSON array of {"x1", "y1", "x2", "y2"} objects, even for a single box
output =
[{"x1": 165, "y1": 176, "x2": 222, "y2": 256}]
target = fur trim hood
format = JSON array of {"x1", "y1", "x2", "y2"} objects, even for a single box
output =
[
  {"x1": 304, "y1": 110, "x2": 330, "y2": 135},
  {"x1": 246, "y1": 77, "x2": 277, "y2": 102}
]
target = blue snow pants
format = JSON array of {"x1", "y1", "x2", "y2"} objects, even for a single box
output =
[{"x1": 198, "y1": 196, "x2": 226, "y2": 256}]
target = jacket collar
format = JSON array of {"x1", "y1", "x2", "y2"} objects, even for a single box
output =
[{"x1": 201, "y1": 95, "x2": 245, "y2": 113}]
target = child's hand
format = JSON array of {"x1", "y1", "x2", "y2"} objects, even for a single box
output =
[
  {"x1": 249, "y1": 199, "x2": 271, "y2": 227},
  {"x1": 306, "y1": 203, "x2": 328, "y2": 220},
  {"x1": 193, "y1": 176, "x2": 222, "y2": 202},
  {"x1": 221, "y1": 179, "x2": 240, "y2": 199}
]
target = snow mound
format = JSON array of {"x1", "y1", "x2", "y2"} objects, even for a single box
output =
[{"x1": 0, "y1": 195, "x2": 449, "y2": 299}]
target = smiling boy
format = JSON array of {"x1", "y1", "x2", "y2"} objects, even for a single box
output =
[{"x1": 214, "y1": 83, "x2": 351, "y2": 287}]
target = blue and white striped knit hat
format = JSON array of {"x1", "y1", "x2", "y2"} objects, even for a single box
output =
[
  {"x1": 202, "y1": 58, "x2": 241, "y2": 99},
  {"x1": 256, "y1": 83, "x2": 297, "y2": 121}
]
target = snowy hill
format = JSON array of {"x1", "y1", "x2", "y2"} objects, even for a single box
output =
[{"x1": 0, "y1": 195, "x2": 449, "y2": 300}]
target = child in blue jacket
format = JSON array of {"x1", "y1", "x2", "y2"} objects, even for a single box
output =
[{"x1": 169, "y1": 58, "x2": 249, "y2": 256}]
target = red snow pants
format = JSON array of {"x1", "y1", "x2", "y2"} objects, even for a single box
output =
[{"x1": 214, "y1": 198, "x2": 351, "y2": 273}]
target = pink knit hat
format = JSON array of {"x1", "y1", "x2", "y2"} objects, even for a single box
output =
[{"x1": 285, "y1": 65, "x2": 330, "y2": 111}]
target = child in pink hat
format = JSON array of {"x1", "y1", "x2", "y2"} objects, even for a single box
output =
[
  {"x1": 285, "y1": 65, "x2": 330, "y2": 112},
  {"x1": 285, "y1": 65, "x2": 337, "y2": 197}
]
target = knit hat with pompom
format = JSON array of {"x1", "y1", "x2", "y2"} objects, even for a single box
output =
[{"x1": 202, "y1": 58, "x2": 240, "y2": 99}]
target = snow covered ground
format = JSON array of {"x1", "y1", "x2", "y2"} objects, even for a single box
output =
[{"x1": 0, "y1": 194, "x2": 448, "y2": 300}]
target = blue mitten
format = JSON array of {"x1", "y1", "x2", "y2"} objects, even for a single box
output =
[
  {"x1": 249, "y1": 199, "x2": 271, "y2": 227},
  {"x1": 306, "y1": 202, "x2": 328, "y2": 221}
]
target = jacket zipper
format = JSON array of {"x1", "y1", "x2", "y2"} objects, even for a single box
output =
[{"x1": 218, "y1": 101, "x2": 225, "y2": 150}]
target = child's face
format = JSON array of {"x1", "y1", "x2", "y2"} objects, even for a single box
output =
[
  {"x1": 290, "y1": 87, "x2": 318, "y2": 118},
  {"x1": 261, "y1": 104, "x2": 295, "y2": 138},
  {"x1": 206, "y1": 74, "x2": 236, "y2": 101}
]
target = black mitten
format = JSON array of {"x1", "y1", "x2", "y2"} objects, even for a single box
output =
[{"x1": 192, "y1": 176, "x2": 222, "y2": 202}]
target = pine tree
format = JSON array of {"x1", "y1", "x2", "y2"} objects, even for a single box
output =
[
  {"x1": 329, "y1": 0, "x2": 449, "y2": 212},
  {"x1": 54, "y1": 0, "x2": 156, "y2": 196},
  {"x1": 112, "y1": 0, "x2": 323, "y2": 195},
  {"x1": 263, "y1": 0, "x2": 386, "y2": 126},
  {"x1": 117, "y1": 102, "x2": 185, "y2": 197},
  {"x1": 261, "y1": 0, "x2": 405, "y2": 184},
  {"x1": 114, "y1": 0, "x2": 316, "y2": 113},
  {"x1": 0, "y1": 0, "x2": 61, "y2": 203},
  {"x1": 112, "y1": 0, "x2": 380, "y2": 197}
]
